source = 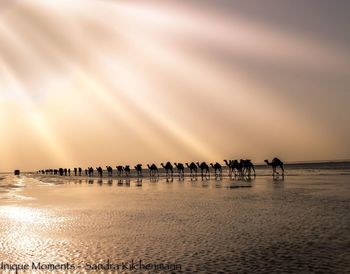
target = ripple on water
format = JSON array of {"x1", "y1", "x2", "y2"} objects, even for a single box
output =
[{"x1": 0, "y1": 174, "x2": 349, "y2": 273}]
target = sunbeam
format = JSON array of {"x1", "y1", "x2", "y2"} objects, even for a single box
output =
[{"x1": 0, "y1": 0, "x2": 349, "y2": 170}]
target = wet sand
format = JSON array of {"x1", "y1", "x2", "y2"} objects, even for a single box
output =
[{"x1": 0, "y1": 172, "x2": 349, "y2": 273}]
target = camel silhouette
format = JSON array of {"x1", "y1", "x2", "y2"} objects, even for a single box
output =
[
  {"x1": 174, "y1": 163, "x2": 185, "y2": 176},
  {"x1": 147, "y1": 164, "x2": 159, "y2": 176},
  {"x1": 186, "y1": 162, "x2": 198, "y2": 176},
  {"x1": 96, "y1": 167, "x2": 103, "y2": 177},
  {"x1": 223, "y1": 160, "x2": 234, "y2": 175},
  {"x1": 161, "y1": 162, "x2": 173, "y2": 176},
  {"x1": 240, "y1": 159, "x2": 255, "y2": 177},
  {"x1": 230, "y1": 160, "x2": 243, "y2": 176},
  {"x1": 124, "y1": 165, "x2": 131, "y2": 176},
  {"x1": 74, "y1": 168, "x2": 77, "y2": 176},
  {"x1": 134, "y1": 164, "x2": 143, "y2": 176},
  {"x1": 78, "y1": 167, "x2": 82, "y2": 176},
  {"x1": 210, "y1": 162, "x2": 222, "y2": 176},
  {"x1": 88, "y1": 167, "x2": 94, "y2": 177},
  {"x1": 106, "y1": 166, "x2": 113, "y2": 176},
  {"x1": 265, "y1": 158, "x2": 284, "y2": 175},
  {"x1": 116, "y1": 165, "x2": 124, "y2": 177},
  {"x1": 197, "y1": 162, "x2": 210, "y2": 177}
]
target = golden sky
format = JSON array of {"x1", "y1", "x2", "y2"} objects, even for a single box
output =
[{"x1": 0, "y1": 0, "x2": 349, "y2": 171}]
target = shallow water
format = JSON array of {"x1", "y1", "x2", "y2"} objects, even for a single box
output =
[{"x1": 0, "y1": 171, "x2": 349, "y2": 273}]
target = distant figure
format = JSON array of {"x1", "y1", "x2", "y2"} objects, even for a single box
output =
[
  {"x1": 240, "y1": 159, "x2": 255, "y2": 177},
  {"x1": 223, "y1": 160, "x2": 234, "y2": 175},
  {"x1": 197, "y1": 162, "x2": 210, "y2": 177},
  {"x1": 106, "y1": 166, "x2": 113, "y2": 176},
  {"x1": 161, "y1": 162, "x2": 173, "y2": 176},
  {"x1": 85, "y1": 169, "x2": 88, "y2": 176},
  {"x1": 68, "y1": 168, "x2": 71, "y2": 176},
  {"x1": 174, "y1": 163, "x2": 185, "y2": 176},
  {"x1": 135, "y1": 164, "x2": 143, "y2": 176},
  {"x1": 210, "y1": 162, "x2": 222, "y2": 176},
  {"x1": 147, "y1": 164, "x2": 159, "y2": 177},
  {"x1": 96, "y1": 167, "x2": 103, "y2": 177},
  {"x1": 14, "y1": 170, "x2": 20, "y2": 176},
  {"x1": 186, "y1": 162, "x2": 198, "y2": 176},
  {"x1": 74, "y1": 168, "x2": 77, "y2": 176},
  {"x1": 116, "y1": 165, "x2": 124, "y2": 177},
  {"x1": 64, "y1": 168, "x2": 67, "y2": 176},
  {"x1": 88, "y1": 167, "x2": 94, "y2": 177},
  {"x1": 124, "y1": 165, "x2": 131, "y2": 176},
  {"x1": 265, "y1": 158, "x2": 284, "y2": 176},
  {"x1": 78, "y1": 167, "x2": 82, "y2": 176}
]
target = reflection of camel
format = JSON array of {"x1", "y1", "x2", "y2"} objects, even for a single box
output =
[
  {"x1": 161, "y1": 162, "x2": 173, "y2": 176},
  {"x1": 135, "y1": 164, "x2": 142, "y2": 176},
  {"x1": 174, "y1": 163, "x2": 185, "y2": 176},
  {"x1": 147, "y1": 164, "x2": 159, "y2": 176},
  {"x1": 265, "y1": 158, "x2": 284, "y2": 175},
  {"x1": 210, "y1": 162, "x2": 222, "y2": 175},
  {"x1": 116, "y1": 166, "x2": 124, "y2": 176},
  {"x1": 186, "y1": 162, "x2": 197, "y2": 176},
  {"x1": 197, "y1": 162, "x2": 210, "y2": 176}
]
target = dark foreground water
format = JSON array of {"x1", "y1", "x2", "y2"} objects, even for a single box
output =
[{"x1": 0, "y1": 167, "x2": 349, "y2": 273}]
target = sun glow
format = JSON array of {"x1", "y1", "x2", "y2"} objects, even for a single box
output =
[
  {"x1": 0, "y1": 206, "x2": 42, "y2": 223},
  {"x1": 0, "y1": 0, "x2": 349, "y2": 170}
]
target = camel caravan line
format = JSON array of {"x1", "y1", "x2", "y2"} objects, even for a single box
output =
[{"x1": 37, "y1": 158, "x2": 284, "y2": 178}]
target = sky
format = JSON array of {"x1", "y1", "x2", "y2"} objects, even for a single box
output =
[{"x1": 0, "y1": 0, "x2": 349, "y2": 171}]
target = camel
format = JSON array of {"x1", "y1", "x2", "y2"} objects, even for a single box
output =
[
  {"x1": 106, "y1": 166, "x2": 113, "y2": 176},
  {"x1": 147, "y1": 164, "x2": 159, "y2": 176},
  {"x1": 174, "y1": 163, "x2": 185, "y2": 176},
  {"x1": 240, "y1": 159, "x2": 255, "y2": 177},
  {"x1": 210, "y1": 162, "x2": 222, "y2": 176},
  {"x1": 197, "y1": 162, "x2": 210, "y2": 177},
  {"x1": 124, "y1": 165, "x2": 131, "y2": 176},
  {"x1": 134, "y1": 164, "x2": 142, "y2": 176},
  {"x1": 88, "y1": 167, "x2": 94, "y2": 177},
  {"x1": 161, "y1": 162, "x2": 173, "y2": 176},
  {"x1": 116, "y1": 165, "x2": 124, "y2": 177},
  {"x1": 186, "y1": 162, "x2": 198, "y2": 176},
  {"x1": 265, "y1": 158, "x2": 284, "y2": 175},
  {"x1": 96, "y1": 167, "x2": 103, "y2": 177},
  {"x1": 230, "y1": 160, "x2": 243, "y2": 176},
  {"x1": 78, "y1": 167, "x2": 82, "y2": 176},
  {"x1": 74, "y1": 168, "x2": 77, "y2": 176},
  {"x1": 224, "y1": 160, "x2": 234, "y2": 175}
]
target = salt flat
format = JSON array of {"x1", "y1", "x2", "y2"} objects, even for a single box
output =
[{"x1": 0, "y1": 169, "x2": 349, "y2": 273}]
